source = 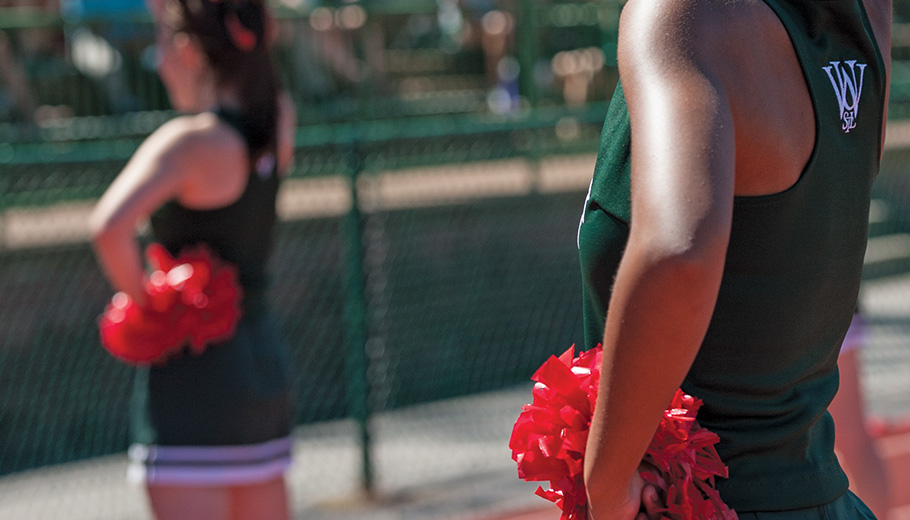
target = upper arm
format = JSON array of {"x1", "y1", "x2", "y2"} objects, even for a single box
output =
[
  {"x1": 90, "y1": 120, "x2": 190, "y2": 237},
  {"x1": 862, "y1": 0, "x2": 891, "y2": 72},
  {"x1": 277, "y1": 91, "x2": 297, "y2": 176},
  {"x1": 860, "y1": 0, "x2": 891, "y2": 154},
  {"x1": 617, "y1": 0, "x2": 736, "y2": 258}
]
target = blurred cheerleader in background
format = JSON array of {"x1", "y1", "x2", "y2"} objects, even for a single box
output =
[{"x1": 89, "y1": 0, "x2": 297, "y2": 518}]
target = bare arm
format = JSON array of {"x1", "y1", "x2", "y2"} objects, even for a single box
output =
[
  {"x1": 830, "y1": 348, "x2": 893, "y2": 519},
  {"x1": 857, "y1": 0, "x2": 891, "y2": 155},
  {"x1": 276, "y1": 91, "x2": 297, "y2": 176},
  {"x1": 89, "y1": 116, "x2": 246, "y2": 306},
  {"x1": 583, "y1": 1, "x2": 736, "y2": 518}
]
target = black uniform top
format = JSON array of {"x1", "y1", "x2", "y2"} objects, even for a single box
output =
[{"x1": 150, "y1": 109, "x2": 280, "y2": 318}]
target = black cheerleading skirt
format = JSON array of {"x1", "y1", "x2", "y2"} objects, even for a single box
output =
[
  {"x1": 128, "y1": 312, "x2": 296, "y2": 487},
  {"x1": 737, "y1": 491, "x2": 876, "y2": 520}
]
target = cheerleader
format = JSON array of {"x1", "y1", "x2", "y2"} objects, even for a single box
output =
[
  {"x1": 89, "y1": 1, "x2": 297, "y2": 518},
  {"x1": 577, "y1": 0, "x2": 891, "y2": 517}
]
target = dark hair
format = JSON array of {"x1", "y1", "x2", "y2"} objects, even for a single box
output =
[{"x1": 164, "y1": 0, "x2": 278, "y2": 161}]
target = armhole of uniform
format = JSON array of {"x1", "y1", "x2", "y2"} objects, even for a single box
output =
[{"x1": 733, "y1": 0, "x2": 822, "y2": 205}]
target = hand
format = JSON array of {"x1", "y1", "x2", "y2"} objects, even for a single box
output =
[
  {"x1": 637, "y1": 484, "x2": 664, "y2": 520},
  {"x1": 586, "y1": 471, "x2": 664, "y2": 520}
]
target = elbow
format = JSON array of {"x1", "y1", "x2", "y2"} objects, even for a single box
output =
[
  {"x1": 662, "y1": 244, "x2": 726, "y2": 290},
  {"x1": 88, "y1": 211, "x2": 125, "y2": 251},
  {"x1": 630, "y1": 230, "x2": 729, "y2": 288},
  {"x1": 88, "y1": 213, "x2": 110, "y2": 246},
  {"x1": 664, "y1": 240, "x2": 726, "y2": 280}
]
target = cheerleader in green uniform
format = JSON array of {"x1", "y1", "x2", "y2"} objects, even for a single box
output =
[
  {"x1": 90, "y1": 1, "x2": 297, "y2": 518},
  {"x1": 576, "y1": 0, "x2": 891, "y2": 518}
]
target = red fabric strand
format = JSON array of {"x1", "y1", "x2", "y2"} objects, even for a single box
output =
[
  {"x1": 98, "y1": 244, "x2": 243, "y2": 365},
  {"x1": 510, "y1": 345, "x2": 737, "y2": 520}
]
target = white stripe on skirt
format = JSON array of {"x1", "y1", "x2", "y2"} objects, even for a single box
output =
[{"x1": 128, "y1": 436, "x2": 293, "y2": 487}]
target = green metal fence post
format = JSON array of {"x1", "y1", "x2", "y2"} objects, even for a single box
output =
[
  {"x1": 516, "y1": 0, "x2": 539, "y2": 107},
  {"x1": 341, "y1": 140, "x2": 375, "y2": 498},
  {"x1": 601, "y1": 0, "x2": 621, "y2": 72}
]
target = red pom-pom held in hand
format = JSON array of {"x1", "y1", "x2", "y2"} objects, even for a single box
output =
[
  {"x1": 509, "y1": 345, "x2": 737, "y2": 520},
  {"x1": 99, "y1": 244, "x2": 243, "y2": 365},
  {"x1": 509, "y1": 346, "x2": 601, "y2": 520}
]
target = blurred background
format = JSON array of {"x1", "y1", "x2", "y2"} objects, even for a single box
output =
[{"x1": 0, "y1": 1, "x2": 909, "y2": 519}]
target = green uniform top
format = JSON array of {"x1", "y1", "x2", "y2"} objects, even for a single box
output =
[
  {"x1": 577, "y1": 0, "x2": 886, "y2": 512},
  {"x1": 150, "y1": 109, "x2": 280, "y2": 318}
]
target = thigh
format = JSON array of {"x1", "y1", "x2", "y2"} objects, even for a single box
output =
[
  {"x1": 231, "y1": 476, "x2": 291, "y2": 520},
  {"x1": 147, "y1": 484, "x2": 231, "y2": 520},
  {"x1": 147, "y1": 478, "x2": 291, "y2": 520}
]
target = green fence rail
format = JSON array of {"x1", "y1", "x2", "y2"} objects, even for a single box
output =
[
  {"x1": 0, "y1": 1, "x2": 617, "y2": 128},
  {"x1": 0, "y1": 98, "x2": 609, "y2": 479}
]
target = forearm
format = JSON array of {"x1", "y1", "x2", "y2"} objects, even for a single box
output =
[
  {"x1": 584, "y1": 241, "x2": 724, "y2": 514},
  {"x1": 92, "y1": 226, "x2": 148, "y2": 307},
  {"x1": 830, "y1": 350, "x2": 893, "y2": 518}
]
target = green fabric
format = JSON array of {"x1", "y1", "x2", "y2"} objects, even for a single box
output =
[
  {"x1": 577, "y1": 0, "x2": 886, "y2": 513},
  {"x1": 578, "y1": 203, "x2": 628, "y2": 351},
  {"x1": 578, "y1": 81, "x2": 633, "y2": 352},
  {"x1": 587, "y1": 81, "x2": 632, "y2": 224}
]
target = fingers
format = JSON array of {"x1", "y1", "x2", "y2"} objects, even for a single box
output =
[{"x1": 641, "y1": 485, "x2": 664, "y2": 520}]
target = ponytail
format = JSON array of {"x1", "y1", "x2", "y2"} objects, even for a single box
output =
[{"x1": 167, "y1": 0, "x2": 279, "y2": 161}]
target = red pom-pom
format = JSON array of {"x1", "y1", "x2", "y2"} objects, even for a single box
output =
[
  {"x1": 509, "y1": 345, "x2": 601, "y2": 520},
  {"x1": 510, "y1": 345, "x2": 737, "y2": 520},
  {"x1": 640, "y1": 391, "x2": 737, "y2": 520},
  {"x1": 98, "y1": 244, "x2": 243, "y2": 365}
]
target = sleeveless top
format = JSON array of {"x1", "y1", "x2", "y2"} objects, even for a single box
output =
[
  {"x1": 150, "y1": 109, "x2": 280, "y2": 319},
  {"x1": 577, "y1": 0, "x2": 887, "y2": 512}
]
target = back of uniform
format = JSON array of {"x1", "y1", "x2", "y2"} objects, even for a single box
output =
[
  {"x1": 128, "y1": 108, "x2": 296, "y2": 487},
  {"x1": 577, "y1": 0, "x2": 886, "y2": 514}
]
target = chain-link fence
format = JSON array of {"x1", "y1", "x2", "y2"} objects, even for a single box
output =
[
  {"x1": 2, "y1": 2, "x2": 910, "y2": 519},
  {"x1": 0, "y1": 123, "x2": 608, "y2": 519},
  {"x1": 0, "y1": 4, "x2": 616, "y2": 517}
]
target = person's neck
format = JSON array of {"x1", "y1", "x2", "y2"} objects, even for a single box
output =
[
  {"x1": 181, "y1": 87, "x2": 241, "y2": 115},
  {"x1": 212, "y1": 89, "x2": 242, "y2": 113}
]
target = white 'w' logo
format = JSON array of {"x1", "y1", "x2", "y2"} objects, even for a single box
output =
[{"x1": 822, "y1": 60, "x2": 867, "y2": 133}]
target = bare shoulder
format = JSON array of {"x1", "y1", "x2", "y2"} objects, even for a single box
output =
[
  {"x1": 276, "y1": 91, "x2": 297, "y2": 176},
  {"x1": 139, "y1": 113, "x2": 248, "y2": 183},
  {"x1": 617, "y1": 0, "x2": 772, "y2": 79},
  {"x1": 140, "y1": 113, "x2": 249, "y2": 207},
  {"x1": 861, "y1": 0, "x2": 892, "y2": 61},
  {"x1": 151, "y1": 112, "x2": 246, "y2": 160}
]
